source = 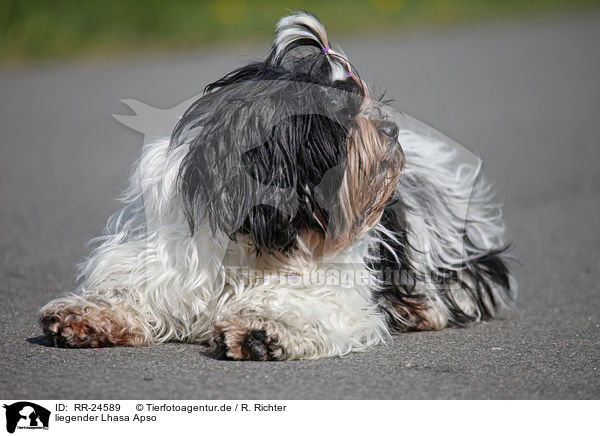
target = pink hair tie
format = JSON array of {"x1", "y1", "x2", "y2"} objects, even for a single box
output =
[
  {"x1": 346, "y1": 71, "x2": 354, "y2": 78},
  {"x1": 321, "y1": 45, "x2": 330, "y2": 54}
]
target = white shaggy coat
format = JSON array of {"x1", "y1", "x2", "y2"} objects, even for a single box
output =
[{"x1": 41, "y1": 116, "x2": 512, "y2": 359}]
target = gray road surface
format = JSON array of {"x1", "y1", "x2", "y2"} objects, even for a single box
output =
[{"x1": 1, "y1": 11, "x2": 599, "y2": 399}]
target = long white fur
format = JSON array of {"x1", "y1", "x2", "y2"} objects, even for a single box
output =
[{"x1": 388, "y1": 127, "x2": 514, "y2": 326}]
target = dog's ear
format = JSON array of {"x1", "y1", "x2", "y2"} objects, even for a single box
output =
[{"x1": 239, "y1": 112, "x2": 350, "y2": 254}]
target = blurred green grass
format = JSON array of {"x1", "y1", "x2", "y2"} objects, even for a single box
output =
[{"x1": 0, "y1": 0, "x2": 598, "y2": 65}]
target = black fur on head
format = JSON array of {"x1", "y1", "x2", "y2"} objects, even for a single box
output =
[{"x1": 170, "y1": 12, "x2": 399, "y2": 255}]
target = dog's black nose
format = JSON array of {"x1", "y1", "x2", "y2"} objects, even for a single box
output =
[{"x1": 380, "y1": 121, "x2": 399, "y2": 140}]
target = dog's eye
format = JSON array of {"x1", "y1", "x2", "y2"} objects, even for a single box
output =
[{"x1": 379, "y1": 121, "x2": 399, "y2": 140}]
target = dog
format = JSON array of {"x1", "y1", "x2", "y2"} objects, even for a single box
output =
[{"x1": 39, "y1": 12, "x2": 515, "y2": 360}]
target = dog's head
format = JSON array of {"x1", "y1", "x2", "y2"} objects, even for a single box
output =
[{"x1": 171, "y1": 12, "x2": 403, "y2": 258}]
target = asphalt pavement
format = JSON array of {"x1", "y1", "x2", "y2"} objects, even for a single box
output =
[{"x1": 1, "y1": 10, "x2": 599, "y2": 399}]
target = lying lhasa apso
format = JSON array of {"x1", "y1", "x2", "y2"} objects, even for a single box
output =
[{"x1": 40, "y1": 12, "x2": 515, "y2": 360}]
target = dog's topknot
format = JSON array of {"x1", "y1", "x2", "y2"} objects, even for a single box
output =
[
  {"x1": 267, "y1": 12, "x2": 330, "y2": 63},
  {"x1": 266, "y1": 11, "x2": 355, "y2": 82}
]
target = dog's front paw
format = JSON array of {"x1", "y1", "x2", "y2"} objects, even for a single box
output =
[
  {"x1": 39, "y1": 297, "x2": 148, "y2": 348},
  {"x1": 212, "y1": 317, "x2": 285, "y2": 361},
  {"x1": 41, "y1": 310, "x2": 111, "y2": 348}
]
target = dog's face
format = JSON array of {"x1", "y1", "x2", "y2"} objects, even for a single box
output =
[
  {"x1": 332, "y1": 109, "x2": 404, "y2": 248},
  {"x1": 172, "y1": 17, "x2": 403, "y2": 258}
]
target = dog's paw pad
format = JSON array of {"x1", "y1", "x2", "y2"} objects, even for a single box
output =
[
  {"x1": 213, "y1": 326, "x2": 283, "y2": 361},
  {"x1": 246, "y1": 330, "x2": 270, "y2": 360}
]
